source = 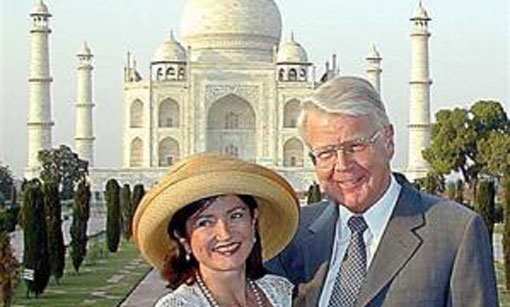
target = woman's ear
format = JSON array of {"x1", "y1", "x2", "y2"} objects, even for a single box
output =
[
  {"x1": 175, "y1": 233, "x2": 192, "y2": 254},
  {"x1": 252, "y1": 208, "x2": 259, "y2": 227}
]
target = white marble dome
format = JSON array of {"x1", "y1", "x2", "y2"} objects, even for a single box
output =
[
  {"x1": 153, "y1": 34, "x2": 186, "y2": 62},
  {"x1": 366, "y1": 44, "x2": 381, "y2": 59},
  {"x1": 31, "y1": 0, "x2": 51, "y2": 16},
  {"x1": 277, "y1": 38, "x2": 308, "y2": 63},
  {"x1": 78, "y1": 41, "x2": 92, "y2": 56},
  {"x1": 412, "y1": 3, "x2": 430, "y2": 20},
  {"x1": 180, "y1": 0, "x2": 282, "y2": 62}
]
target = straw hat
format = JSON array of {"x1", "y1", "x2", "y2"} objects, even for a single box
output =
[{"x1": 132, "y1": 153, "x2": 300, "y2": 271}]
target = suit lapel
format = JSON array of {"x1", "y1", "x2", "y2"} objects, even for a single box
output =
[
  {"x1": 356, "y1": 184, "x2": 425, "y2": 307},
  {"x1": 304, "y1": 201, "x2": 338, "y2": 280},
  {"x1": 292, "y1": 201, "x2": 338, "y2": 307}
]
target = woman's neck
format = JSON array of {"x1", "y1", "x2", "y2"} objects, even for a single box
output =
[{"x1": 198, "y1": 264, "x2": 249, "y2": 306}]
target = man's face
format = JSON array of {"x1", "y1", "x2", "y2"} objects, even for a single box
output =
[{"x1": 306, "y1": 109, "x2": 394, "y2": 213}]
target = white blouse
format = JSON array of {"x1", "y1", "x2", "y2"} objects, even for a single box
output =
[{"x1": 155, "y1": 274, "x2": 293, "y2": 307}]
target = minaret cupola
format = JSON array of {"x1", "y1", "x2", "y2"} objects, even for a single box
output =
[
  {"x1": 276, "y1": 33, "x2": 311, "y2": 82},
  {"x1": 151, "y1": 31, "x2": 187, "y2": 81}
]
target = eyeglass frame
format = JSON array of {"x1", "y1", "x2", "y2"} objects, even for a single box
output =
[{"x1": 308, "y1": 129, "x2": 384, "y2": 167}]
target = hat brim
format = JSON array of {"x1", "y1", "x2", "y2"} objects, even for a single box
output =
[{"x1": 133, "y1": 154, "x2": 300, "y2": 272}]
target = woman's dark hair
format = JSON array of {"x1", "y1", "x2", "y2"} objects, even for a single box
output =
[{"x1": 162, "y1": 194, "x2": 266, "y2": 289}]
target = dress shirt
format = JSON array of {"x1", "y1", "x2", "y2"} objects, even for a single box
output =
[{"x1": 318, "y1": 174, "x2": 401, "y2": 306}]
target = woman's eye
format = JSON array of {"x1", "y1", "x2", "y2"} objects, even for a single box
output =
[
  {"x1": 231, "y1": 211, "x2": 244, "y2": 219},
  {"x1": 196, "y1": 219, "x2": 212, "y2": 227}
]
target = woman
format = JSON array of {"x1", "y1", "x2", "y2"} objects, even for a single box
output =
[{"x1": 132, "y1": 154, "x2": 300, "y2": 306}]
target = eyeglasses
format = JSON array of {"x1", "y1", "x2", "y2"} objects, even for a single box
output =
[{"x1": 309, "y1": 130, "x2": 383, "y2": 167}]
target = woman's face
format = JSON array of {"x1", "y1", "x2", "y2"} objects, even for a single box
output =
[{"x1": 184, "y1": 195, "x2": 258, "y2": 274}]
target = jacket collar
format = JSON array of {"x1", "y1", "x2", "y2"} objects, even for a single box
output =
[{"x1": 356, "y1": 182, "x2": 425, "y2": 307}]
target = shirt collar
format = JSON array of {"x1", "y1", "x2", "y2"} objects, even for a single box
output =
[
  {"x1": 362, "y1": 174, "x2": 401, "y2": 240},
  {"x1": 337, "y1": 174, "x2": 401, "y2": 237}
]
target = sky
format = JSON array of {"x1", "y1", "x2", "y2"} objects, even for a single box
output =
[{"x1": 1, "y1": 0, "x2": 508, "y2": 178}]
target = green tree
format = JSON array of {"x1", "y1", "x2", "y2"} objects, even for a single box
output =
[
  {"x1": 455, "y1": 179, "x2": 464, "y2": 205},
  {"x1": 474, "y1": 179, "x2": 495, "y2": 242},
  {"x1": 38, "y1": 145, "x2": 88, "y2": 200},
  {"x1": 0, "y1": 229, "x2": 19, "y2": 307},
  {"x1": 0, "y1": 162, "x2": 14, "y2": 205},
  {"x1": 423, "y1": 100, "x2": 508, "y2": 201},
  {"x1": 70, "y1": 180, "x2": 90, "y2": 273},
  {"x1": 502, "y1": 177, "x2": 510, "y2": 290},
  {"x1": 307, "y1": 181, "x2": 322, "y2": 204},
  {"x1": 479, "y1": 131, "x2": 510, "y2": 179},
  {"x1": 445, "y1": 181, "x2": 456, "y2": 201},
  {"x1": 120, "y1": 184, "x2": 133, "y2": 240},
  {"x1": 22, "y1": 180, "x2": 50, "y2": 298},
  {"x1": 43, "y1": 181, "x2": 65, "y2": 284},
  {"x1": 413, "y1": 172, "x2": 445, "y2": 195},
  {"x1": 10, "y1": 186, "x2": 17, "y2": 206},
  {"x1": 106, "y1": 179, "x2": 121, "y2": 253},
  {"x1": 0, "y1": 164, "x2": 13, "y2": 204},
  {"x1": 131, "y1": 184, "x2": 145, "y2": 212}
]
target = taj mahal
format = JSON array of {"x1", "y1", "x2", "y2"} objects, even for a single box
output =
[{"x1": 25, "y1": 0, "x2": 433, "y2": 192}]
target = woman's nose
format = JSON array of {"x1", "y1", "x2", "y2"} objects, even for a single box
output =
[{"x1": 215, "y1": 219, "x2": 232, "y2": 240}]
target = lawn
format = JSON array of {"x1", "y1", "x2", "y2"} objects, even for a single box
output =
[{"x1": 12, "y1": 234, "x2": 151, "y2": 307}]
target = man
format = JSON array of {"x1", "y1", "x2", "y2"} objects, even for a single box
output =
[{"x1": 266, "y1": 76, "x2": 498, "y2": 306}]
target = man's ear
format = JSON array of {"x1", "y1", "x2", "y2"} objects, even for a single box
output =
[{"x1": 384, "y1": 124, "x2": 395, "y2": 156}]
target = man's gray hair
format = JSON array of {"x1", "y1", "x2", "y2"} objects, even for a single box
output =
[{"x1": 298, "y1": 76, "x2": 391, "y2": 145}]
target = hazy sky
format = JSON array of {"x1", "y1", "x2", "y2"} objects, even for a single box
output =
[{"x1": 1, "y1": 0, "x2": 508, "y2": 177}]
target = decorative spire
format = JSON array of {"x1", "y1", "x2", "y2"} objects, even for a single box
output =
[
  {"x1": 367, "y1": 44, "x2": 381, "y2": 59},
  {"x1": 411, "y1": 1, "x2": 430, "y2": 20},
  {"x1": 31, "y1": 0, "x2": 51, "y2": 16},
  {"x1": 78, "y1": 41, "x2": 92, "y2": 57},
  {"x1": 290, "y1": 31, "x2": 295, "y2": 42},
  {"x1": 170, "y1": 30, "x2": 175, "y2": 41}
]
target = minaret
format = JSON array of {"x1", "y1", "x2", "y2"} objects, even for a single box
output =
[
  {"x1": 26, "y1": 0, "x2": 54, "y2": 179},
  {"x1": 365, "y1": 44, "x2": 382, "y2": 94},
  {"x1": 75, "y1": 42, "x2": 95, "y2": 166},
  {"x1": 406, "y1": 1, "x2": 432, "y2": 181}
]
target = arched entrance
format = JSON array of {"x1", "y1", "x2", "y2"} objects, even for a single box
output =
[{"x1": 207, "y1": 94, "x2": 256, "y2": 161}]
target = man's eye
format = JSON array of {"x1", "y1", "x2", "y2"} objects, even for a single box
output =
[
  {"x1": 317, "y1": 150, "x2": 334, "y2": 160},
  {"x1": 349, "y1": 143, "x2": 366, "y2": 152}
]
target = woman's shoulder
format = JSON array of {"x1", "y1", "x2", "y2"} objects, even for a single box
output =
[
  {"x1": 257, "y1": 274, "x2": 293, "y2": 288},
  {"x1": 155, "y1": 283, "x2": 207, "y2": 307},
  {"x1": 256, "y1": 274, "x2": 294, "y2": 306}
]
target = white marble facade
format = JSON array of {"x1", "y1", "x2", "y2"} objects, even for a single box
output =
[
  {"x1": 25, "y1": 0, "x2": 432, "y2": 192},
  {"x1": 114, "y1": 0, "x2": 319, "y2": 192}
]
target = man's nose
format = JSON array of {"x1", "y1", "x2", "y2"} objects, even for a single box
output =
[
  {"x1": 333, "y1": 149, "x2": 352, "y2": 171},
  {"x1": 215, "y1": 219, "x2": 233, "y2": 240}
]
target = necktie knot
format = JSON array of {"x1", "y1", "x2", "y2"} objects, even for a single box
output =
[{"x1": 348, "y1": 215, "x2": 368, "y2": 234}]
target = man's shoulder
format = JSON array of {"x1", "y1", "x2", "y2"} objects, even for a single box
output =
[
  {"x1": 402, "y1": 183, "x2": 479, "y2": 225},
  {"x1": 300, "y1": 200, "x2": 333, "y2": 227}
]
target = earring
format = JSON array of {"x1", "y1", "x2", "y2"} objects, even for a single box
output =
[
  {"x1": 253, "y1": 235, "x2": 257, "y2": 244},
  {"x1": 185, "y1": 252, "x2": 191, "y2": 262}
]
